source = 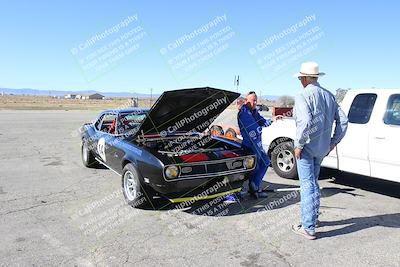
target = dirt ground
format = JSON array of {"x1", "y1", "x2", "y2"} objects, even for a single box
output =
[{"x1": 0, "y1": 95, "x2": 276, "y2": 111}]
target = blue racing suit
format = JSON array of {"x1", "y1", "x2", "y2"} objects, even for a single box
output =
[{"x1": 238, "y1": 104, "x2": 272, "y2": 191}]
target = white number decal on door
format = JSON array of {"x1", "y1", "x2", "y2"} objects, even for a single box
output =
[{"x1": 97, "y1": 137, "x2": 106, "y2": 162}]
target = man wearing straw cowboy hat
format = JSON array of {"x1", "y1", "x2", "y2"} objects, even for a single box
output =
[{"x1": 291, "y1": 62, "x2": 348, "y2": 240}]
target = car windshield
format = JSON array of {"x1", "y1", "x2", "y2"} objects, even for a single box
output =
[{"x1": 117, "y1": 111, "x2": 148, "y2": 135}]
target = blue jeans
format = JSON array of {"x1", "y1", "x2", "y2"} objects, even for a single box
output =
[
  {"x1": 296, "y1": 150, "x2": 323, "y2": 234},
  {"x1": 245, "y1": 145, "x2": 270, "y2": 191}
]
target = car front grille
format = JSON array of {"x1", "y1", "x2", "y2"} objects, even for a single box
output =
[
  {"x1": 206, "y1": 159, "x2": 244, "y2": 173},
  {"x1": 163, "y1": 156, "x2": 255, "y2": 181}
]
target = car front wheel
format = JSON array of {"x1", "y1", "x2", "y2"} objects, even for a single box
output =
[
  {"x1": 122, "y1": 163, "x2": 151, "y2": 208},
  {"x1": 271, "y1": 141, "x2": 298, "y2": 179}
]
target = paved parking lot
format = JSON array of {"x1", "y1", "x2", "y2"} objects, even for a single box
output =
[{"x1": 0, "y1": 110, "x2": 399, "y2": 267}]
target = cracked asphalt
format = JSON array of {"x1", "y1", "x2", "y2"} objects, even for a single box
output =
[{"x1": 0, "y1": 110, "x2": 399, "y2": 267}]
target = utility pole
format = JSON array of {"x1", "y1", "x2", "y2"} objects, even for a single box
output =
[
  {"x1": 150, "y1": 88, "x2": 153, "y2": 107},
  {"x1": 234, "y1": 75, "x2": 239, "y2": 104}
]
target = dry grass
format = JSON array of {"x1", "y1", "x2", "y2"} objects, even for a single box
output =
[
  {"x1": 0, "y1": 95, "x2": 276, "y2": 110},
  {"x1": 0, "y1": 95, "x2": 153, "y2": 110}
]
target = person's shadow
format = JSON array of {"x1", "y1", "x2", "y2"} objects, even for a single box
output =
[{"x1": 317, "y1": 213, "x2": 400, "y2": 239}]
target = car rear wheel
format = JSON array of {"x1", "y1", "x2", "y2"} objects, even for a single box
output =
[
  {"x1": 122, "y1": 163, "x2": 152, "y2": 208},
  {"x1": 271, "y1": 141, "x2": 298, "y2": 179},
  {"x1": 81, "y1": 140, "x2": 98, "y2": 168}
]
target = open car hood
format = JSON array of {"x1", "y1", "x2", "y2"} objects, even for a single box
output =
[{"x1": 136, "y1": 87, "x2": 240, "y2": 136}]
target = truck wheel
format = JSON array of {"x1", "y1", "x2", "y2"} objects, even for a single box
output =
[
  {"x1": 271, "y1": 141, "x2": 298, "y2": 179},
  {"x1": 225, "y1": 128, "x2": 237, "y2": 138},
  {"x1": 210, "y1": 125, "x2": 224, "y2": 136},
  {"x1": 81, "y1": 140, "x2": 98, "y2": 168},
  {"x1": 122, "y1": 163, "x2": 152, "y2": 208}
]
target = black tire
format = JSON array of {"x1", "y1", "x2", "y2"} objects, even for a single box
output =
[
  {"x1": 271, "y1": 141, "x2": 298, "y2": 179},
  {"x1": 225, "y1": 128, "x2": 237, "y2": 138},
  {"x1": 121, "y1": 163, "x2": 153, "y2": 208},
  {"x1": 210, "y1": 125, "x2": 224, "y2": 136},
  {"x1": 81, "y1": 140, "x2": 98, "y2": 168}
]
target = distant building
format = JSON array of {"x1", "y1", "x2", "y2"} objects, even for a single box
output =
[
  {"x1": 64, "y1": 94, "x2": 77, "y2": 99},
  {"x1": 82, "y1": 93, "x2": 105, "y2": 100},
  {"x1": 64, "y1": 93, "x2": 105, "y2": 100}
]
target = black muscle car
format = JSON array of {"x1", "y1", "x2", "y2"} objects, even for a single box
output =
[{"x1": 80, "y1": 87, "x2": 256, "y2": 207}]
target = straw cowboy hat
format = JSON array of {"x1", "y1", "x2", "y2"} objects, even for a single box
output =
[{"x1": 294, "y1": 61, "x2": 325, "y2": 78}]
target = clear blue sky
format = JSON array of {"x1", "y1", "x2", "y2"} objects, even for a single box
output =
[{"x1": 0, "y1": 0, "x2": 399, "y2": 96}]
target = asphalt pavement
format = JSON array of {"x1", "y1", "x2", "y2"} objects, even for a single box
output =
[{"x1": 0, "y1": 110, "x2": 399, "y2": 267}]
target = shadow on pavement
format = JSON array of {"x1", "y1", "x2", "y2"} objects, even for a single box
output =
[
  {"x1": 174, "y1": 180, "x2": 359, "y2": 217},
  {"x1": 317, "y1": 213, "x2": 400, "y2": 239},
  {"x1": 321, "y1": 169, "x2": 400, "y2": 199}
]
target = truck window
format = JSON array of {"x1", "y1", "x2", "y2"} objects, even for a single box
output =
[
  {"x1": 348, "y1": 93, "x2": 377, "y2": 124},
  {"x1": 384, "y1": 94, "x2": 400, "y2": 126}
]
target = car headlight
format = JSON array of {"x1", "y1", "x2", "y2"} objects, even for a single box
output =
[
  {"x1": 165, "y1": 165, "x2": 180, "y2": 179},
  {"x1": 244, "y1": 157, "x2": 255, "y2": 169}
]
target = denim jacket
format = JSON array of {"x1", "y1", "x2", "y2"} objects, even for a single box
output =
[{"x1": 294, "y1": 83, "x2": 348, "y2": 158}]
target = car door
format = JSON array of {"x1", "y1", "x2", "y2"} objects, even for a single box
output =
[
  {"x1": 109, "y1": 111, "x2": 147, "y2": 174},
  {"x1": 369, "y1": 93, "x2": 400, "y2": 182},
  {"x1": 104, "y1": 113, "x2": 131, "y2": 173},
  {"x1": 337, "y1": 93, "x2": 377, "y2": 176},
  {"x1": 94, "y1": 112, "x2": 120, "y2": 170},
  {"x1": 85, "y1": 113, "x2": 105, "y2": 157}
]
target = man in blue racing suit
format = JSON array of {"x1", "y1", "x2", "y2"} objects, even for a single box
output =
[{"x1": 238, "y1": 91, "x2": 282, "y2": 199}]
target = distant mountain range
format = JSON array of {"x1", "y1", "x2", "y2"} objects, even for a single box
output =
[
  {"x1": 0, "y1": 87, "x2": 280, "y2": 100},
  {"x1": 0, "y1": 88, "x2": 158, "y2": 98}
]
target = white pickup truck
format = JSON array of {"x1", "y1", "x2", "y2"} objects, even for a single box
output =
[{"x1": 262, "y1": 89, "x2": 400, "y2": 183}]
